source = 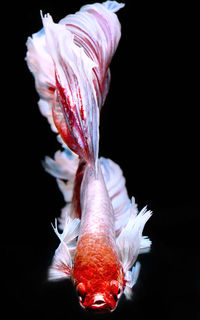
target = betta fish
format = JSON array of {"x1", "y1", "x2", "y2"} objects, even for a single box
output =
[{"x1": 26, "y1": 1, "x2": 152, "y2": 313}]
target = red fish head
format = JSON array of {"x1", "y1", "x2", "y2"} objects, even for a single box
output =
[{"x1": 76, "y1": 280, "x2": 123, "y2": 313}]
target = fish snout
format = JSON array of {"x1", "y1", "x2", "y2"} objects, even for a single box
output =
[
  {"x1": 87, "y1": 294, "x2": 113, "y2": 313},
  {"x1": 92, "y1": 294, "x2": 106, "y2": 307}
]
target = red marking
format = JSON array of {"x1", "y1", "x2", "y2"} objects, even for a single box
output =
[
  {"x1": 71, "y1": 159, "x2": 86, "y2": 218},
  {"x1": 78, "y1": 88, "x2": 85, "y2": 121},
  {"x1": 54, "y1": 71, "x2": 93, "y2": 165},
  {"x1": 55, "y1": 262, "x2": 71, "y2": 276},
  {"x1": 110, "y1": 189, "x2": 122, "y2": 201},
  {"x1": 47, "y1": 85, "x2": 56, "y2": 93},
  {"x1": 66, "y1": 24, "x2": 99, "y2": 61},
  {"x1": 52, "y1": 102, "x2": 78, "y2": 154},
  {"x1": 65, "y1": 23, "x2": 110, "y2": 111}
]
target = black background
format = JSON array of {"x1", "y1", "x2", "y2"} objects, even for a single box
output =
[{"x1": 1, "y1": 0, "x2": 199, "y2": 319}]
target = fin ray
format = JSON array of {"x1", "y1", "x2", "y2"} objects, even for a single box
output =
[
  {"x1": 48, "y1": 217, "x2": 80, "y2": 281},
  {"x1": 116, "y1": 206, "x2": 152, "y2": 273},
  {"x1": 100, "y1": 157, "x2": 138, "y2": 233}
]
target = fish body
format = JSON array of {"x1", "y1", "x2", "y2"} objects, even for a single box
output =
[
  {"x1": 73, "y1": 162, "x2": 124, "y2": 311},
  {"x1": 26, "y1": 1, "x2": 152, "y2": 313}
]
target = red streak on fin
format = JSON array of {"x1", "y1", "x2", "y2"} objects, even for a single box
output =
[
  {"x1": 55, "y1": 262, "x2": 71, "y2": 276},
  {"x1": 54, "y1": 71, "x2": 93, "y2": 165},
  {"x1": 78, "y1": 88, "x2": 85, "y2": 121},
  {"x1": 52, "y1": 102, "x2": 79, "y2": 155},
  {"x1": 71, "y1": 159, "x2": 86, "y2": 218}
]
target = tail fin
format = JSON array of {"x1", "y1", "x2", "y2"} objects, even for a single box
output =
[
  {"x1": 26, "y1": 3, "x2": 123, "y2": 171},
  {"x1": 41, "y1": 13, "x2": 99, "y2": 168}
]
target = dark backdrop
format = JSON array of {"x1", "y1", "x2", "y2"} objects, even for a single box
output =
[{"x1": 1, "y1": 1, "x2": 199, "y2": 319}]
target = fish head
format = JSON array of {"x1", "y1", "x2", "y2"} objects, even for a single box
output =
[{"x1": 76, "y1": 279, "x2": 123, "y2": 313}]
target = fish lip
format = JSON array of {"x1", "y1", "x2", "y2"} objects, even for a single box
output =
[
  {"x1": 90, "y1": 302, "x2": 107, "y2": 308},
  {"x1": 87, "y1": 302, "x2": 112, "y2": 313}
]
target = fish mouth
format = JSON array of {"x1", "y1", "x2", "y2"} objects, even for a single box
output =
[
  {"x1": 91, "y1": 301, "x2": 107, "y2": 309},
  {"x1": 88, "y1": 303, "x2": 111, "y2": 313},
  {"x1": 87, "y1": 295, "x2": 112, "y2": 313}
]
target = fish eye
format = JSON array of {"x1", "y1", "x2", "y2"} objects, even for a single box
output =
[
  {"x1": 110, "y1": 280, "x2": 121, "y2": 300},
  {"x1": 77, "y1": 291, "x2": 85, "y2": 304},
  {"x1": 77, "y1": 282, "x2": 86, "y2": 303},
  {"x1": 77, "y1": 282, "x2": 86, "y2": 295},
  {"x1": 113, "y1": 288, "x2": 121, "y2": 301}
]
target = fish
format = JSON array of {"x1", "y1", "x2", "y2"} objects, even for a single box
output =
[{"x1": 26, "y1": 1, "x2": 152, "y2": 313}]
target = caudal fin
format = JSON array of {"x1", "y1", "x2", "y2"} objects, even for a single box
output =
[{"x1": 26, "y1": 3, "x2": 123, "y2": 170}]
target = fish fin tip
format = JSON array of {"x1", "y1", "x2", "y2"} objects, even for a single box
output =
[
  {"x1": 117, "y1": 206, "x2": 152, "y2": 272},
  {"x1": 48, "y1": 242, "x2": 72, "y2": 281},
  {"x1": 100, "y1": 157, "x2": 135, "y2": 233},
  {"x1": 48, "y1": 264, "x2": 71, "y2": 281},
  {"x1": 48, "y1": 217, "x2": 80, "y2": 281},
  {"x1": 103, "y1": 1, "x2": 125, "y2": 12},
  {"x1": 139, "y1": 236, "x2": 152, "y2": 254},
  {"x1": 124, "y1": 262, "x2": 141, "y2": 299}
]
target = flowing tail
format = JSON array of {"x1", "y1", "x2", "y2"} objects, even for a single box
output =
[
  {"x1": 26, "y1": 2, "x2": 123, "y2": 172},
  {"x1": 26, "y1": 2, "x2": 124, "y2": 220}
]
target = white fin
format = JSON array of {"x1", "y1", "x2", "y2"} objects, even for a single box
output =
[
  {"x1": 100, "y1": 157, "x2": 138, "y2": 233},
  {"x1": 43, "y1": 148, "x2": 79, "y2": 181},
  {"x1": 48, "y1": 217, "x2": 80, "y2": 281},
  {"x1": 48, "y1": 242, "x2": 72, "y2": 281},
  {"x1": 139, "y1": 236, "x2": 152, "y2": 254},
  {"x1": 116, "y1": 205, "x2": 152, "y2": 273},
  {"x1": 58, "y1": 203, "x2": 73, "y2": 230},
  {"x1": 124, "y1": 262, "x2": 141, "y2": 299},
  {"x1": 43, "y1": 148, "x2": 79, "y2": 228},
  {"x1": 102, "y1": 1, "x2": 125, "y2": 12},
  {"x1": 26, "y1": 28, "x2": 55, "y2": 102},
  {"x1": 38, "y1": 99, "x2": 57, "y2": 133},
  {"x1": 56, "y1": 179, "x2": 74, "y2": 203}
]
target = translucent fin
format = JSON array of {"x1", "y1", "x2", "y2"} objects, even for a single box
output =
[
  {"x1": 43, "y1": 148, "x2": 79, "y2": 181},
  {"x1": 48, "y1": 217, "x2": 80, "y2": 281},
  {"x1": 139, "y1": 236, "x2": 152, "y2": 254},
  {"x1": 56, "y1": 179, "x2": 74, "y2": 203},
  {"x1": 102, "y1": 1, "x2": 125, "y2": 12},
  {"x1": 116, "y1": 206, "x2": 152, "y2": 273},
  {"x1": 41, "y1": 12, "x2": 99, "y2": 166},
  {"x1": 38, "y1": 99, "x2": 57, "y2": 133},
  {"x1": 26, "y1": 29, "x2": 57, "y2": 134},
  {"x1": 100, "y1": 157, "x2": 138, "y2": 233},
  {"x1": 124, "y1": 262, "x2": 141, "y2": 299},
  {"x1": 26, "y1": 29, "x2": 55, "y2": 102},
  {"x1": 43, "y1": 148, "x2": 80, "y2": 228},
  {"x1": 27, "y1": 3, "x2": 123, "y2": 167},
  {"x1": 48, "y1": 242, "x2": 71, "y2": 281}
]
